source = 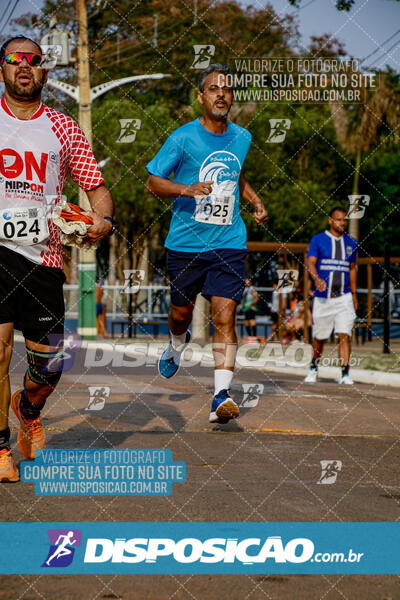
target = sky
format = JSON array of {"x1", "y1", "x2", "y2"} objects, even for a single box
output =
[
  {"x1": 247, "y1": 0, "x2": 400, "y2": 70},
  {"x1": 3, "y1": 0, "x2": 400, "y2": 71}
]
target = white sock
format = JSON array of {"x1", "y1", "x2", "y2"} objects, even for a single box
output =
[
  {"x1": 171, "y1": 331, "x2": 187, "y2": 350},
  {"x1": 214, "y1": 369, "x2": 234, "y2": 395}
]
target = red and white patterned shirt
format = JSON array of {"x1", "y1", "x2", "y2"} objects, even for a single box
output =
[{"x1": 0, "y1": 97, "x2": 104, "y2": 268}]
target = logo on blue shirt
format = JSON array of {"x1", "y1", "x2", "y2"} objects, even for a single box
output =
[{"x1": 199, "y1": 151, "x2": 241, "y2": 195}]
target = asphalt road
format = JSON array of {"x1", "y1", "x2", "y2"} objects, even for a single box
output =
[{"x1": 0, "y1": 341, "x2": 399, "y2": 599}]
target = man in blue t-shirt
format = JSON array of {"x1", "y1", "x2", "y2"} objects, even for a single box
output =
[
  {"x1": 304, "y1": 207, "x2": 358, "y2": 385},
  {"x1": 146, "y1": 63, "x2": 268, "y2": 424}
]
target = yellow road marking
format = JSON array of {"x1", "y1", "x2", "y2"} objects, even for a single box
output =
[
  {"x1": 259, "y1": 427, "x2": 323, "y2": 435},
  {"x1": 258, "y1": 428, "x2": 388, "y2": 438}
]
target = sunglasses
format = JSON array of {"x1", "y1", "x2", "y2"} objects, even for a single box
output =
[{"x1": 1, "y1": 52, "x2": 44, "y2": 67}]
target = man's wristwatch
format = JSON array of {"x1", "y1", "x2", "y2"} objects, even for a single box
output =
[{"x1": 104, "y1": 216, "x2": 117, "y2": 235}]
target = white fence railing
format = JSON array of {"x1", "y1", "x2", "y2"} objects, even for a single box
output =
[
  {"x1": 64, "y1": 284, "x2": 170, "y2": 320},
  {"x1": 64, "y1": 284, "x2": 400, "y2": 322}
]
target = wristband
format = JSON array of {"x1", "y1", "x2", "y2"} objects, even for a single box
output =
[{"x1": 104, "y1": 216, "x2": 117, "y2": 235}]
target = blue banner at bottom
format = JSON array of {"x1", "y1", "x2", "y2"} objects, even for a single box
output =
[{"x1": 0, "y1": 522, "x2": 399, "y2": 574}]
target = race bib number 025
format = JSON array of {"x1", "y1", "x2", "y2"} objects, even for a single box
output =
[
  {"x1": 193, "y1": 194, "x2": 234, "y2": 226},
  {"x1": 0, "y1": 206, "x2": 49, "y2": 245}
]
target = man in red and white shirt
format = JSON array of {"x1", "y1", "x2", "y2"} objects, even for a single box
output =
[{"x1": 0, "y1": 36, "x2": 115, "y2": 481}]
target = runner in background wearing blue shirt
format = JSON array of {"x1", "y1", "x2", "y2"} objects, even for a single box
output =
[
  {"x1": 304, "y1": 207, "x2": 358, "y2": 385},
  {"x1": 146, "y1": 64, "x2": 268, "y2": 424}
]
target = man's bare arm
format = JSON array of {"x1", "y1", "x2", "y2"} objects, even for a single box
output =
[
  {"x1": 146, "y1": 174, "x2": 213, "y2": 199},
  {"x1": 308, "y1": 256, "x2": 326, "y2": 292},
  {"x1": 86, "y1": 183, "x2": 114, "y2": 217},
  {"x1": 350, "y1": 262, "x2": 358, "y2": 310},
  {"x1": 252, "y1": 288, "x2": 259, "y2": 304},
  {"x1": 84, "y1": 183, "x2": 114, "y2": 242},
  {"x1": 239, "y1": 172, "x2": 268, "y2": 225}
]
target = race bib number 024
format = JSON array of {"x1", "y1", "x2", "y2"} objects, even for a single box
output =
[
  {"x1": 193, "y1": 194, "x2": 234, "y2": 226},
  {"x1": 0, "y1": 206, "x2": 49, "y2": 245}
]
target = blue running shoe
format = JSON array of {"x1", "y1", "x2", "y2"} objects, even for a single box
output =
[
  {"x1": 209, "y1": 389, "x2": 239, "y2": 424},
  {"x1": 158, "y1": 331, "x2": 191, "y2": 379}
]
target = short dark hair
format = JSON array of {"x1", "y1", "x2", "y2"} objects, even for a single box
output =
[
  {"x1": 198, "y1": 63, "x2": 232, "y2": 92},
  {"x1": 0, "y1": 36, "x2": 42, "y2": 64},
  {"x1": 329, "y1": 206, "x2": 347, "y2": 218}
]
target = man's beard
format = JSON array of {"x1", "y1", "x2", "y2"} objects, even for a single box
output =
[
  {"x1": 211, "y1": 106, "x2": 229, "y2": 119},
  {"x1": 6, "y1": 71, "x2": 45, "y2": 99},
  {"x1": 333, "y1": 225, "x2": 345, "y2": 235}
]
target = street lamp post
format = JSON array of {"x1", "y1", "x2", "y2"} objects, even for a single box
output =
[{"x1": 76, "y1": 0, "x2": 96, "y2": 338}]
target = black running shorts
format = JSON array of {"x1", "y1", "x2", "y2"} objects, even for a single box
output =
[
  {"x1": 0, "y1": 245, "x2": 66, "y2": 344},
  {"x1": 244, "y1": 309, "x2": 257, "y2": 321}
]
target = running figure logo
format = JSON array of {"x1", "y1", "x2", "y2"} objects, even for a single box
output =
[
  {"x1": 122, "y1": 269, "x2": 145, "y2": 294},
  {"x1": 116, "y1": 119, "x2": 141, "y2": 143},
  {"x1": 40, "y1": 44, "x2": 63, "y2": 69},
  {"x1": 42, "y1": 529, "x2": 82, "y2": 567},
  {"x1": 45, "y1": 333, "x2": 81, "y2": 374},
  {"x1": 266, "y1": 119, "x2": 291, "y2": 143},
  {"x1": 191, "y1": 45, "x2": 215, "y2": 69},
  {"x1": 317, "y1": 460, "x2": 342, "y2": 485},
  {"x1": 276, "y1": 269, "x2": 298, "y2": 293},
  {"x1": 241, "y1": 383, "x2": 264, "y2": 408},
  {"x1": 86, "y1": 386, "x2": 111, "y2": 411},
  {"x1": 347, "y1": 195, "x2": 370, "y2": 219}
]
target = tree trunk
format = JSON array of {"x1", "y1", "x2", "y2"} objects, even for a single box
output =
[
  {"x1": 116, "y1": 226, "x2": 129, "y2": 314},
  {"x1": 349, "y1": 146, "x2": 361, "y2": 241},
  {"x1": 137, "y1": 236, "x2": 149, "y2": 285},
  {"x1": 116, "y1": 226, "x2": 129, "y2": 286},
  {"x1": 69, "y1": 246, "x2": 79, "y2": 317},
  {"x1": 108, "y1": 233, "x2": 117, "y2": 285},
  {"x1": 133, "y1": 236, "x2": 149, "y2": 315}
]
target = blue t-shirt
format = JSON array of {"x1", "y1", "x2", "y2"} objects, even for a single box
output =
[
  {"x1": 146, "y1": 118, "x2": 252, "y2": 252},
  {"x1": 308, "y1": 231, "x2": 357, "y2": 298}
]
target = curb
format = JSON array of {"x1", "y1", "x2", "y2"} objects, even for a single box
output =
[{"x1": 250, "y1": 364, "x2": 400, "y2": 388}]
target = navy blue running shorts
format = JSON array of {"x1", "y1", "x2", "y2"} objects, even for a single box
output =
[{"x1": 167, "y1": 248, "x2": 248, "y2": 306}]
